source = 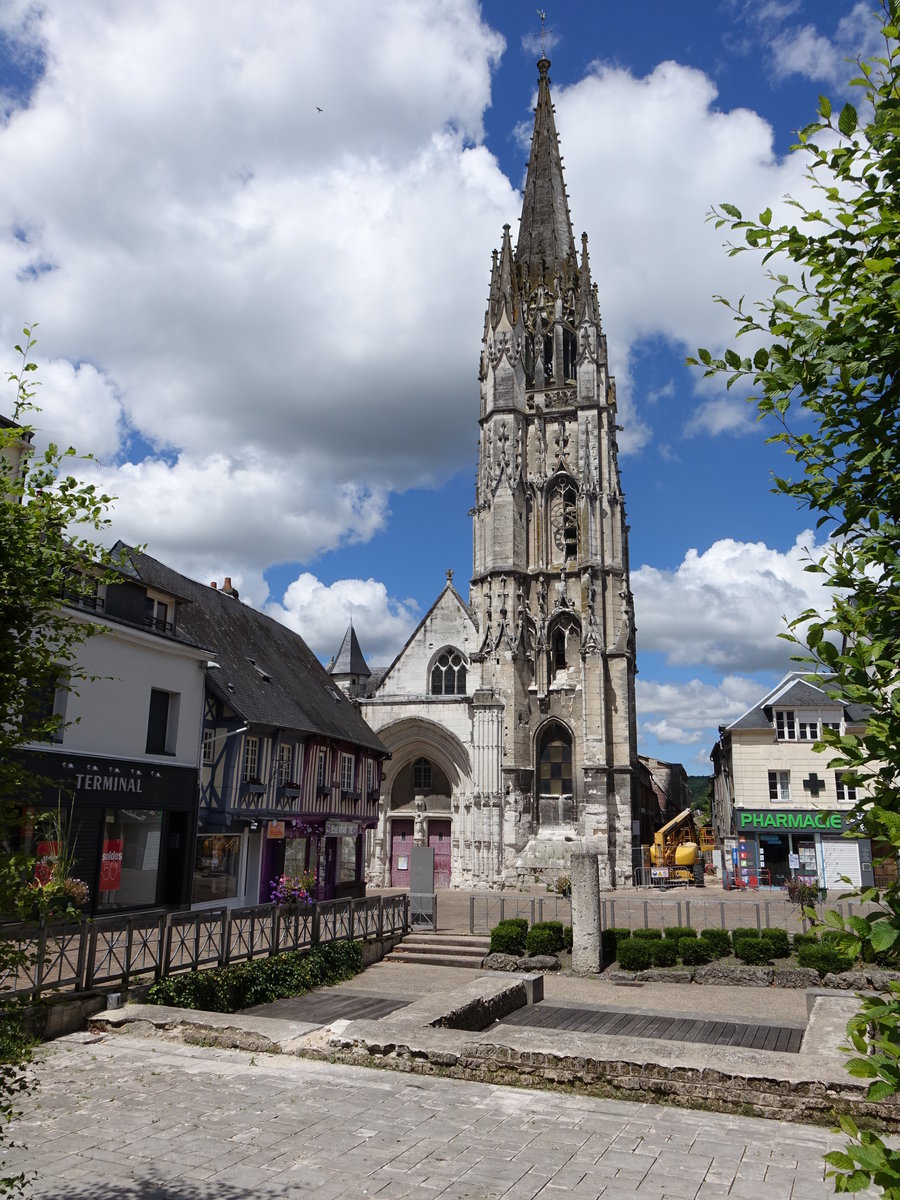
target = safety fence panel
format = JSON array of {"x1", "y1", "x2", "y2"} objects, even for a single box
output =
[{"x1": 469, "y1": 895, "x2": 572, "y2": 933}]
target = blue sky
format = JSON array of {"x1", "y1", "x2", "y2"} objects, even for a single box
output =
[{"x1": 0, "y1": 1, "x2": 876, "y2": 771}]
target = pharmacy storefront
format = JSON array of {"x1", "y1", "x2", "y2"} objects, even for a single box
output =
[{"x1": 731, "y1": 808, "x2": 874, "y2": 892}]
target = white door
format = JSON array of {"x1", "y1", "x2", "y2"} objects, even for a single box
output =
[{"x1": 821, "y1": 837, "x2": 861, "y2": 890}]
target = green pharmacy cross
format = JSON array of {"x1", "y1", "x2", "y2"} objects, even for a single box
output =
[{"x1": 802, "y1": 773, "x2": 826, "y2": 798}]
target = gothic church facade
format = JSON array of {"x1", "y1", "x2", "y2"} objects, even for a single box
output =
[{"x1": 331, "y1": 57, "x2": 639, "y2": 890}]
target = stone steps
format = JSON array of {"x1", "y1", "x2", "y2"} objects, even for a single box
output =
[{"x1": 385, "y1": 933, "x2": 491, "y2": 969}]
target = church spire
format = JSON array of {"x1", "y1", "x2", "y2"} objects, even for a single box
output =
[{"x1": 516, "y1": 57, "x2": 576, "y2": 281}]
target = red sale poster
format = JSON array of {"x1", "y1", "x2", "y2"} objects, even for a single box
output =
[
  {"x1": 100, "y1": 839, "x2": 123, "y2": 891},
  {"x1": 34, "y1": 840, "x2": 59, "y2": 885}
]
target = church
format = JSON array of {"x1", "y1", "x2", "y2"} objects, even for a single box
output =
[{"x1": 330, "y1": 56, "x2": 643, "y2": 891}]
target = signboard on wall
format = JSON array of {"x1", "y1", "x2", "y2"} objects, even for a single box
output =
[
  {"x1": 325, "y1": 820, "x2": 358, "y2": 838},
  {"x1": 736, "y1": 810, "x2": 844, "y2": 832}
]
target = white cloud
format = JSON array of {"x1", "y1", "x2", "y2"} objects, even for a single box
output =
[
  {"x1": 768, "y1": 3, "x2": 883, "y2": 86},
  {"x1": 637, "y1": 674, "x2": 766, "y2": 747},
  {"x1": 632, "y1": 530, "x2": 832, "y2": 673},
  {"x1": 266, "y1": 574, "x2": 418, "y2": 665}
]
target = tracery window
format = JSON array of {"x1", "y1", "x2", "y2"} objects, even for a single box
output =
[
  {"x1": 537, "y1": 724, "x2": 573, "y2": 797},
  {"x1": 413, "y1": 757, "x2": 432, "y2": 790},
  {"x1": 430, "y1": 649, "x2": 467, "y2": 695},
  {"x1": 549, "y1": 482, "x2": 578, "y2": 562}
]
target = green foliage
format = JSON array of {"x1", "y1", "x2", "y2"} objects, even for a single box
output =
[
  {"x1": 631, "y1": 928, "x2": 662, "y2": 941},
  {"x1": 664, "y1": 926, "x2": 696, "y2": 940},
  {"x1": 0, "y1": 1011, "x2": 32, "y2": 1195},
  {"x1": 796, "y1": 942, "x2": 856, "y2": 977},
  {"x1": 145, "y1": 941, "x2": 363, "y2": 1013},
  {"x1": 699, "y1": 928, "x2": 733, "y2": 957},
  {"x1": 490, "y1": 922, "x2": 527, "y2": 956},
  {"x1": 563, "y1": 925, "x2": 573, "y2": 952},
  {"x1": 678, "y1": 938, "x2": 713, "y2": 966},
  {"x1": 616, "y1": 938, "x2": 652, "y2": 972},
  {"x1": 525, "y1": 924, "x2": 563, "y2": 957},
  {"x1": 601, "y1": 927, "x2": 630, "y2": 959},
  {"x1": 552, "y1": 875, "x2": 571, "y2": 898},
  {"x1": 792, "y1": 932, "x2": 820, "y2": 950},
  {"x1": 650, "y1": 939, "x2": 679, "y2": 968},
  {"x1": 785, "y1": 880, "x2": 821, "y2": 907},
  {"x1": 499, "y1": 917, "x2": 528, "y2": 935},
  {"x1": 730, "y1": 927, "x2": 761, "y2": 943},
  {"x1": 734, "y1": 937, "x2": 774, "y2": 966},
  {"x1": 760, "y1": 928, "x2": 791, "y2": 958}
]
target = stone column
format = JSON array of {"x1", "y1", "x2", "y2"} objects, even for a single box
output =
[{"x1": 570, "y1": 851, "x2": 602, "y2": 974}]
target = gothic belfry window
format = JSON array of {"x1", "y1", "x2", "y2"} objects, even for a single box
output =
[
  {"x1": 562, "y1": 326, "x2": 577, "y2": 381},
  {"x1": 552, "y1": 628, "x2": 567, "y2": 670},
  {"x1": 549, "y1": 481, "x2": 578, "y2": 563},
  {"x1": 537, "y1": 722, "x2": 573, "y2": 798}
]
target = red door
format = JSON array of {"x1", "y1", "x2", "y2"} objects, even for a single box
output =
[
  {"x1": 390, "y1": 819, "x2": 414, "y2": 888},
  {"x1": 429, "y1": 819, "x2": 452, "y2": 888}
]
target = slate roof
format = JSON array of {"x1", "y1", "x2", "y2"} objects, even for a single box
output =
[
  {"x1": 727, "y1": 672, "x2": 871, "y2": 732},
  {"x1": 329, "y1": 624, "x2": 371, "y2": 679},
  {"x1": 121, "y1": 547, "x2": 388, "y2": 755},
  {"x1": 515, "y1": 57, "x2": 577, "y2": 278}
]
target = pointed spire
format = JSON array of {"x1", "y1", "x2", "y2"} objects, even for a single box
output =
[
  {"x1": 575, "y1": 231, "x2": 595, "y2": 324},
  {"x1": 328, "y1": 623, "x2": 371, "y2": 679},
  {"x1": 516, "y1": 57, "x2": 576, "y2": 281},
  {"x1": 491, "y1": 223, "x2": 517, "y2": 328}
]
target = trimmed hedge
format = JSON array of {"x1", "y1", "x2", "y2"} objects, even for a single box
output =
[
  {"x1": 664, "y1": 926, "x2": 696, "y2": 940},
  {"x1": 500, "y1": 917, "x2": 529, "y2": 935},
  {"x1": 602, "y1": 927, "x2": 631, "y2": 960},
  {"x1": 490, "y1": 921, "x2": 527, "y2": 955},
  {"x1": 678, "y1": 937, "x2": 713, "y2": 966},
  {"x1": 792, "y1": 932, "x2": 820, "y2": 950},
  {"x1": 730, "y1": 926, "x2": 761, "y2": 943},
  {"x1": 759, "y1": 928, "x2": 791, "y2": 958},
  {"x1": 145, "y1": 940, "x2": 363, "y2": 1013},
  {"x1": 563, "y1": 925, "x2": 573, "y2": 952},
  {"x1": 617, "y1": 938, "x2": 653, "y2": 971},
  {"x1": 651, "y1": 939, "x2": 679, "y2": 967},
  {"x1": 631, "y1": 928, "x2": 663, "y2": 941},
  {"x1": 525, "y1": 923, "x2": 563, "y2": 956},
  {"x1": 734, "y1": 936, "x2": 773, "y2": 966},
  {"x1": 699, "y1": 928, "x2": 732, "y2": 958},
  {"x1": 797, "y1": 943, "x2": 855, "y2": 976}
]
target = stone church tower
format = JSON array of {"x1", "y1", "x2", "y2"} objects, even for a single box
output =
[{"x1": 339, "y1": 56, "x2": 639, "y2": 889}]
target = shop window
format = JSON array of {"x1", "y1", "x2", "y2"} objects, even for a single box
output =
[
  {"x1": 835, "y1": 772, "x2": 857, "y2": 803},
  {"x1": 146, "y1": 689, "x2": 178, "y2": 755},
  {"x1": 278, "y1": 743, "x2": 294, "y2": 785},
  {"x1": 340, "y1": 753, "x2": 355, "y2": 792},
  {"x1": 97, "y1": 809, "x2": 164, "y2": 911},
  {"x1": 191, "y1": 833, "x2": 241, "y2": 905},
  {"x1": 339, "y1": 835, "x2": 358, "y2": 883},
  {"x1": 430, "y1": 649, "x2": 467, "y2": 695},
  {"x1": 243, "y1": 736, "x2": 259, "y2": 782},
  {"x1": 413, "y1": 757, "x2": 432, "y2": 791},
  {"x1": 538, "y1": 725, "x2": 573, "y2": 797},
  {"x1": 768, "y1": 770, "x2": 790, "y2": 802}
]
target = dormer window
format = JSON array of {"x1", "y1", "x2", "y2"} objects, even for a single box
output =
[
  {"x1": 145, "y1": 595, "x2": 173, "y2": 634},
  {"x1": 774, "y1": 710, "x2": 795, "y2": 740}
]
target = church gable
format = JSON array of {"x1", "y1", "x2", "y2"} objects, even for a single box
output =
[{"x1": 373, "y1": 585, "x2": 477, "y2": 698}]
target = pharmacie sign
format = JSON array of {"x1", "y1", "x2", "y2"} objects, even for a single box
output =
[{"x1": 737, "y1": 810, "x2": 844, "y2": 832}]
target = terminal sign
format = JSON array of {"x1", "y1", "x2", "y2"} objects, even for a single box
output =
[{"x1": 737, "y1": 810, "x2": 843, "y2": 832}]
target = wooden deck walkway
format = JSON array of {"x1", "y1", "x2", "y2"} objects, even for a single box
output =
[
  {"x1": 499, "y1": 1002, "x2": 806, "y2": 1053},
  {"x1": 243, "y1": 990, "x2": 412, "y2": 1023}
]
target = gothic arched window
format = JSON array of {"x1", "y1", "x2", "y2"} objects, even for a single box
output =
[
  {"x1": 562, "y1": 327, "x2": 577, "y2": 381},
  {"x1": 537, "y1": 723, "x2": 573, "y2": 798},
  {"x1": 549, "y1": 482, "x2": 578, "y2": 563},
  {"x1": 430, "y1": 649, "x2": 467, "y2": 695},
  {"x1": 412, "y1": 757, "x2": 432, "y2": 790}
]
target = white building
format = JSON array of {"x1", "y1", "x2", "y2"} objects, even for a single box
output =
[{"x1": 711, "y1": 672, "x2": 878, "y2": 892}]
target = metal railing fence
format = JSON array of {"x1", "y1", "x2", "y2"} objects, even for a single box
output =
[
  {"x1": 469, "y1": 894, "x2": 572, "y2": 933},
  {"x1": 1, "y1": 893, "x2": 408, "y2": 1001}
]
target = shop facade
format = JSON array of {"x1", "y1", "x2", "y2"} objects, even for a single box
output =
[{"x1": 729, "y1": 807, "x2": 875, "y2": 892}]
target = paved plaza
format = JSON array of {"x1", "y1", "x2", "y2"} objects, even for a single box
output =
[{"x1": 7, "y1": 1030, "x2": 869, "y2": 1200}]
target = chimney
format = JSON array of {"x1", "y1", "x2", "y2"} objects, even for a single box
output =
[
  {"x1": 221, "y1": 576, "x2": 240, "y2": 600},
  {"x1": 210, "y1": 581, "x2": 217, "y2": 590}
]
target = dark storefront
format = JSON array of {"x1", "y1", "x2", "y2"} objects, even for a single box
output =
[{"x1": 24, "y1": 752, "x2": 198, "y2": 915}]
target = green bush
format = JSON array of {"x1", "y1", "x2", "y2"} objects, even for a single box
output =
[
  {"x1": 490, "y1": 922, "x2": 527, "y2": 956},
  {"x1": 563, "y1": 925, "x2": 573, "y2": 952},
  {"x1": 759, "y1": 928, "x2": 791, "y2": 958},
  {"x1": 146, "y1": 940, "x2": 363, "y2": 1013},
  {"x1": 730, "y1": 926, "x2": 761, "y2": 943},
  {"x1": 650, "y1": 939, "x2": 679, "y2": 967},
  {"x1": 525, "y1": 924, "x2": 562, "y2": 956},
  {"x1": 530, "y1": 920, "x2": 565, "y2": 952},
  {"x1": 631, "y1": 928, "x2": 663, "y2": 941},
  {"x1": 664, "y1": 926, "x2": 696, "y2": 940},
  {"x1": 734, "y1": 936, "x2": 773, "y2": 966},
  {"x1": 699, "y1": 928, "x2": 732, "y2": 958},
  {"x1": 601, "y1": 927, "x2": 630, "y2": 959},
  {"x1": 678, "y1": 938, "x2": 713, "y2": 966},
  {"x1": 617, "y1": 939, "x2": 653, "y2": 971},
  {"x1": 499, "y1": 917, "x2": 528, "y2": 934},
  {"x1": 796, "y1": 943, "x2": 855, "y2": 977},
  {"x1": 792, "y1": 932, "x2": 819, "y2": 950}
]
